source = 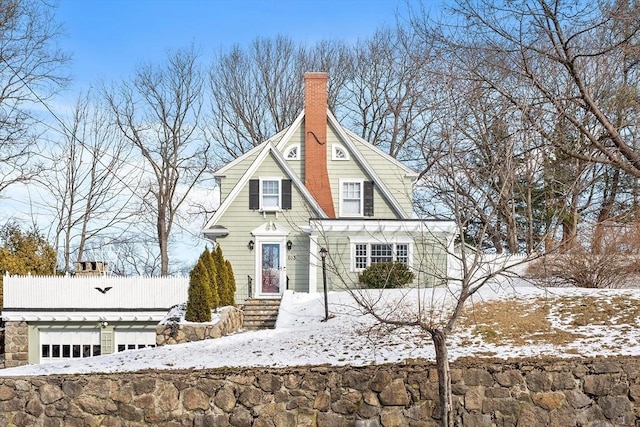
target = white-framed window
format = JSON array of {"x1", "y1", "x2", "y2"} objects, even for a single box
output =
[
  {"x1": 285, "y1": 144, "x2": 299, "y2": 160},
  {"x1": 249, "y1": 178, "x2": 292, "y2": 211},
  {"x1": 350, "y1": 240, "x2": 412, "y2": 271},
  {"x1": 340, "y1": 179, "x2": 363, "y2": 217},
  {"x1": 261, "y1": 179, "x2": 281, "y2": 210},
  {"x1": 332, "y1": 144, "x2": 349, "y2": 160}
]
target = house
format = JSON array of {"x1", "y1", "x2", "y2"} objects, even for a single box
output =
[
  {"x1": 203, "y1": 72, "x2": 456, "y2": 302},
  {"x1": 2, "y1": 263, "x2": 189, "y2": 367}
]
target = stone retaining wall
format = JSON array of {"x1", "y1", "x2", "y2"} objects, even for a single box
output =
[
  {"x1": 4, "y1": 321, "x2": 27, "y2": 368},
  {"x1": 0, "y1": 357, "x2": 639, "y2": 426},
  {"x1": 156, "y1": 306, "x2": 244, "y2": 346}
]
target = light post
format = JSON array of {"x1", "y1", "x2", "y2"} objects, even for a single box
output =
[{"x1": 320, "y1": 247, "x2": 329, "y2": 322}]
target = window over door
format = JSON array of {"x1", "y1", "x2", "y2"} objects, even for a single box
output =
[
  {"x1": 249, "y1": 179, "x2": 292, "y2": 211},
  {"x1": 262, "y1": 180, "x2": 280, "y2": 209}
]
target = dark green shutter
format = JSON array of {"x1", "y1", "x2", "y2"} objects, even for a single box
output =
[
  {"x1": 364, "y1": 181, "x2": 374, "y2": 216},
  {"x1": 249, "y1": 179, "x2": 259, "y2": 210},
  {"x1": 282, "y1": 179, "x2": 292, "y2": 209}
]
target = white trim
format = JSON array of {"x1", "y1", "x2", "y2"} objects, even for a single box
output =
[
  {"x1": 251, "y1": 222, "x2": 289, "y2": 298},
  {"x1": 2, "y1": 311, "x2": 167, "y2": 322},
  {"x1": 308, "y1": 235, "x2": 319, "y2": 293},
  {"x1": 332, "y1": 143, "x2": 349, "y2": 160},
  {"x1": 216, "y1": 126, "x2": 290, "y2": 175},
  {"x1": 254, "y1": 240, "x2": 287, "y2": 298},
  {"x1": 204, "y1": 142, "x2": 327, "y2": 230},
  {"x1": 348, "y1": 239, "x2": 414, "y2": 272},
  {"x1": 275, "y1": 110, "x2": 306, "y2": 151},
  {"x1": 215, "y1": 140, "x2": 269, "y2": 176},
  {"x1": 310, "y1": 219, "x2": 457, "y2": 235},
  {"x1": 327, "y1": 111, "x2": 410, "y2": 219},
  {"x1": 339, "y1": 178, "x2": 364, "y2": 218},
  {"x1": 259, "y1": 177, "x2": 283, "y2": 211},
  {"x1": 342, "y1": 127, "x2": 418, "y2": 178}
]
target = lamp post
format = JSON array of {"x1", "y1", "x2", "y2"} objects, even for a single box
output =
[{"x1": 320, "y1": 247, "x2": 329, "y2": 322}]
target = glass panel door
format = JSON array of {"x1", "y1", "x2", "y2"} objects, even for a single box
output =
[{"x1": 261, "y1": 243, "x2": 281, "y2": 294}]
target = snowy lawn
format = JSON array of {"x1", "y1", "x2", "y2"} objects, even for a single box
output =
[{"x1": 1, "y1": 285, "x2": 639, "y2": 377}]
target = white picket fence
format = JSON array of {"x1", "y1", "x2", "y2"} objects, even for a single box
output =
[{"x1": 3, "y1": 274, "x2": 189, "y2": 310}]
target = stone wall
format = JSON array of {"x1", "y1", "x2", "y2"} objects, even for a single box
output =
[
  {"x1": 4, "y1": 321, "x2": 27, "y2": 368},
  {"x1": 0, "y1": 357, "x2": 639, "y2": 426},
  {"x1": 156, "y1": 306, "x2": 243, "y2": 346}
]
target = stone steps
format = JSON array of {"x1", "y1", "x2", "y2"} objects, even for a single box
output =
[{"x1": 241, "y1": 299, "x2": 281, "y2": 330}]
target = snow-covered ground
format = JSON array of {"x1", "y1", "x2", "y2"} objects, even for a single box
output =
[{"x1": 1, "y1": 285, "x2": 639, "y2": 377}]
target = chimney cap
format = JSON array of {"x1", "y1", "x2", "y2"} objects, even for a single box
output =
[{"x1": 304, "y1": 71, "x2": 328, "y2": 79}]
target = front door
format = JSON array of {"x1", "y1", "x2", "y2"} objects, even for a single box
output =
[{"x1": 260, "y1": 242, "x2": 284, "y2": 296}]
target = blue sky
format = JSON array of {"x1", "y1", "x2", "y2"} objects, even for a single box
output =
[
  {"x1": 6, "y1": 0, "x2": 432, "y2": 269},
  {"x1": 56, "y1": 0, "x2": 415, "y2": 93}
]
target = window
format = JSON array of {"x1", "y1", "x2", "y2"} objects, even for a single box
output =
[
  {"x1": 285, "y1": 145, "x2": 299, "y2": 160},
  {"x1": 341, "y1": 180, "x2": 362, "y2": 216},
  {"x1": 249, "y1": 179, "x2": 292, "y2": 211},
  {"x1": 355, "y1": 244, "x2": 368, "y2": 269},
  {"x1": 351, "y1": 242, "x2": 411, "y2": 271},
  {"x1": 371, "y1": 244, "x2": 393, "y2": 263},
  {"x1": 262, "y1": 180, "x2": 280, "y2": 209},
  {"x1": 340, "y1": 180, "x2": 374, "y2": 217},
  {"x1": 332, "y1": 144, "x2": 349, "y2": 160}
]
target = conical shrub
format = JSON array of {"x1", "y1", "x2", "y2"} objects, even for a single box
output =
[
  {"x1": 203, "y1": 248, "x2": 220, "y2": 310},
  {"x1": 185, "y1": 259, "x2": 212, "y2": 322},
  {"x1": 225, "y1": 259, "x2": 236, "y2": 305}
]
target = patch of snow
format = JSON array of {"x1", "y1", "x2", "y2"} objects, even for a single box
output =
[{"x1": 1, "y1": 286, "x2": 639, "y2": 377}]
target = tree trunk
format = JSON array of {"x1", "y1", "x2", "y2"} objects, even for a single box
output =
[
  {"x1": 432, "y1": 328, "x2": 453, "y2": 427},
  {"x1": 158, "y1": 216, "x2": 169, "y2": 276}
]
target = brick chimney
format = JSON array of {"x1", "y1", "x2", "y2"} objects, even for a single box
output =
[{"x1": 304, "y1": 72, "x2": 335, "y2": 217}]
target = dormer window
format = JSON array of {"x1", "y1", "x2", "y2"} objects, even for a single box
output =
[
  {"x1": 332, "y1": 144, "x2": 349, "y2": 160},
  {"x1": 249, "y1": 178, "x2": 292, "y2": 211},
  {"x1": 285, "y1": 144, "x2": 299, "y2": 160}
]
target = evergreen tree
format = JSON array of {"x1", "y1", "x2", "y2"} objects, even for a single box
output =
[
  {"x1": 225, "y1": 259, "x2": 236, "y2": 305},
  {"x1": 185, "y1": 259, "x2": 212, "y2": 322},
  {"x1": 196, "y1": 249, "x2": 214, "y2": 309},
  {"x1": 204, "y1": 248, "x2": 220, "y2": 310},
  {"x1": 213, "y1": 245, "x2": 232, "y2": 306}
]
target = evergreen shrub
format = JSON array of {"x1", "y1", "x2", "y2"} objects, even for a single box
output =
[{"x1": 358, "y1": 262, "x2": 415, "y2": 289}]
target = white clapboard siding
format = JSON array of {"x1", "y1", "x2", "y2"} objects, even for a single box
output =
[{"x1": 3, "y1": 275, "x2": 189, "y2": 310}]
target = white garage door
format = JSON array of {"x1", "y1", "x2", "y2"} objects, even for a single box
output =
[
  {"x1": 114, "y1": 329, "x2": 156, "y2": 353},
  {"x1": 40, "y1": 329, "x2": 101, "y2": 363}
]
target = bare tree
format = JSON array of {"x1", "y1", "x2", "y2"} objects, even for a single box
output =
[
  {"x1": 208, "y1": 35, "x2": 353, "y2": 160},
  {"x1": 0, "y1": 0, "x2": 69, "y2": 195},
  {"x1": 39, "y1": 91, "x2": 140, "y2": 273},
  {"x1": 420, "y1": 0, "x2": 640, "y2": 177},
  {"x1": 103, "y1": 46, "x2": 209, "y2": 276},
  {"x1": 344, "y1": 26, "x2": 435, "y2": 160},
  {"x1": 322, "y1": 43, "x2": 562, "y2": 426}
]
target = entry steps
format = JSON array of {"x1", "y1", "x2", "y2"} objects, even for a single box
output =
[{"x1": 241, "y1": 299, "x2": 281, "y2": 330}]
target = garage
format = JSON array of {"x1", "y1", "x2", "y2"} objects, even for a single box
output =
[
  {"x1": 114, "y1": 328, "x2": 156, "y2": 352},
  {"x1": 39, "y1": 329, "x2": 101, "y2": 364}
]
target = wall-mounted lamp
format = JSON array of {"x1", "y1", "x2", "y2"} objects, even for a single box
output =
[
  {"x1": 287, "y1": 240, "x2": 293, "y2": 251},
  {"x1": 248, "y1": 240, "x2": 254, "y2": 251},
  {"x1": 100, "y1": 321, "x2": 108, "y2": 328}
]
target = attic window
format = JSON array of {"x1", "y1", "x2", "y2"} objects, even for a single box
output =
[
  {"x1": 285, "y1": 144, "x2": 299, "y2": 160},
  {"x1": 332, "y1": 144, "x2": 349, "y2": 160},
  {"x1": 249, "y1": 178, "x2": 292, "y2": 211}
]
